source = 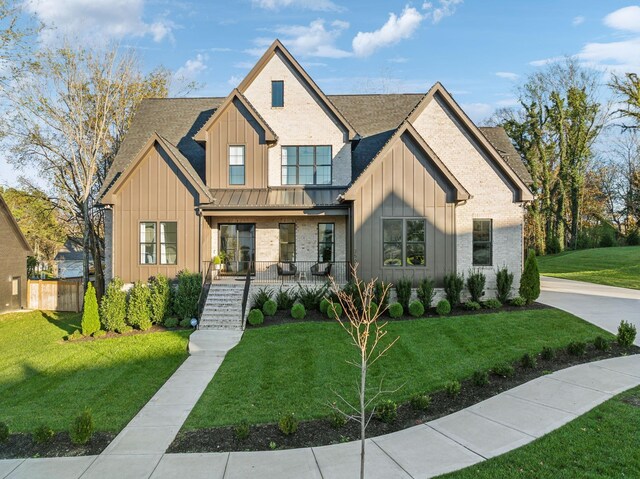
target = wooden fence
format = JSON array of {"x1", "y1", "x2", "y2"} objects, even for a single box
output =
[{"x1": 28, "y1": 279, "x2": 84, "y2": 312}]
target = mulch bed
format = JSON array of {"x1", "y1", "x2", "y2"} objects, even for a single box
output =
[
  {"x1": 168, "y1": 342, "x2": 640, "y2": 454},
  {"x1": 0, "y1": 432, "x2": 115, "y2": 460}
]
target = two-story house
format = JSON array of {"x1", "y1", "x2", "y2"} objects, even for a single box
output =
[{"x1": 99, "y1": 40, "x2": 533, "y2": 310}]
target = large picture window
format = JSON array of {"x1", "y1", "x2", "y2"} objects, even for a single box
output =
[
  {"x1": 229, "y1": 145, "x2": 245, "y2": 185},
  {"x1": 279, "y1": 223, "x2": 296, "y2": 263},
  {"x1": 318, "y1": 223, "x2": 335, "y2": 262},
  {"x1": 140, "y1": 222, "x2": 156, "y2": 264},
  {"x1": 473, "y1": 219, "x2": 492, "y2": 266},
  {"x1": 281, "y1": 146, "x2": 332, "y2": 185},
  {"x1": 160, "y1": 222, "x2": 177, "y2": 265},
  {"x1": 382, "y1": 218, "x2": 426, "y2": 267}
]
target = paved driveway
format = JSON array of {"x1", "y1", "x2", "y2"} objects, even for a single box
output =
[{"x1": 539, "y1": 276, "x2": 640, "y2": 346}]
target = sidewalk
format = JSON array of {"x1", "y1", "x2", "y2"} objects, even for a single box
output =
[{"x1": 2, "y1": 354, "x2": 639, "y2": 479}]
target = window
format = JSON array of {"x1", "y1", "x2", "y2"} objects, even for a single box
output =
[
  {"x1": 473, "y1": 219, "x2": 493, "y2": 266},
  {"x1": 229, "y1": 145, "x2": 245, "y2": 185},
  {"x1": 279, "y1": 223, "x2": 296, "y2": 263},
  {"x1": 140, "y1": 222, "x2": 156, "y2": 264},
  {"x1": 272, "y1": 80, "x2": 284, "y2": 107},
  {"x1": 281, "y1": 146, "x2": 332, "y2": 185},
  {"x1": 318, "y1": 223, "x2": 335, "y2": 262},
  {"x1": 160, "y1": 222, "x2": 177, "y2": 265},
  {"x1": 383, "y1": 219, "x2": 426, "y2": 267}
]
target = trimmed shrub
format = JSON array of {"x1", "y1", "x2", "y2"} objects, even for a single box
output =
[
  {"x1": 541, "y1": 346, "x2": 555, "y2": 360},
  {"x1": 164, "y1": 317, "x2": 179, "y2": 328},
  {"x1": 278, "y1": 413, "x2": 298, "y2": 435},
  {"x1": 99, "y1": 277, "x2": 127, "y2": 333},
  {"x1": 375, "y1": 400, "x2": 398, "y2": 423},
  {"x1": 262, "y1": 299, "x2": 277, "y2": 317},
  {"x1": 617, "y1": 320, "x2": 637, "y2": 348},
  {"x1": 519, "y1": 250, "x2": 540, "y2": 304},
  {"x1": 66, "y1": 330, "x2": 83, "y2": 341},
  {"x1": 92, "y1": 330, "x2": 106, "y2": 338},
  {"x1": 510, "y1": 296, "x2": 527, "y2": 307},
  {"x1": 33, "y1": 424, "x2": 54, "y2": 444},
  {"x1": 70, "y1": 409, "x2": 94, "y2": 445},
  {"x1": 373, "y1": 281, "x2": 390, "y2": 309},
  {"x1": 472, "y1": 370, "x2": 489, "y2": 386},
  {"x1": 247, "y1": 309, "x2": 264, "y2": 326},
  {"x1": 567, "y1": 341, "x2": 586, "y2": 357},
  {"x1": 492, "y1": 363, "x2": 514, "y2": 378},
  {"x1": 483, "y1": 298, "x2": 502, "y2": 309},
  {"x1": 251, "y1": 287, "x2": 272, "y2": 310},
  {"x1": 395, "y1": 279, "x2": 412, "y2": 310},
  {"x1": 445, "y1": 380, "x2": 461, "y2": 397},
  {"x1": 173, "y1": 270, "x2": 202, "y2": 320},
  {"x1": 319, "y1": 298, "x2": 330, "y2": 314},
  {"x1": 329, "y1": 409, "x2": 347, "y2": 428},
  {"x1": 466, "y1": 270, "x2": 486, "y2": 303},
  {"x1": 496, "y1": 267, "x2": 514, "y2": 304},
  {"x1": 444, "y1": 273, "x2": 464, "y2": 306},
  {"x1": 409, "y1": 392, "x2": 431, "y2": 412},
  {"x1": 291, "y1": 303, "x2": 306, "y2": 320},
  {"x1": 594, "y1": 336, "x2": 611, "y2": 352},
  {"x1": 179, "y1": 318, "x2": 192, "y2": 328},
  {"x1": 127, "y1": 281, "x2": 152, "y2": 331},
  {"x1": 234, "y1": 420, "x2": 250, "y2": 440},
  {"x1": 520, "y1": 352, "x2": 537, "y2": 369},
  {"x1": 599, "y1": 230, "x2": 616, "y2": 247},
  {"x1": 464, "y1": 301, "x2": 481, "y2": 311},
  {"x1": 327, "y1": 302, "x2": 343, "y2": 319},
  {"x1": 436, "y1": 299, "x2": 451, "y2": 316},
  {"x1": 276, "y1": 287, "x2": 297, "y2": 310},
  {"x1": 0, "y1": 422, "x2": 8, "y2": 443},
  {"x1": 149, "y1": 275, "x2": 171, "y2": 324},
  {"x1": 81, "y1": 283, "x2": 100, "y2": 336},
  {"x1": 297, "y1": 284, "x2": 325, "y2": 311},
  {"x1": 342, "y1": 281, "x2": 363, "y2": 311},
  {"x1": 388, "y1": 302, "x2": 403, "y2": 318},
  {"x1": 408, "y1": 300, "x2": 425, "y2": 317},
  {"x1": 417, "y1": 278, "x2": 436, "y2": 309},
  {"x1": 368, "y1": 301, "x2": 379, "y2": 318},
  {"x1": 121, "y1": 325, "x2": 133, "y2": 333}
]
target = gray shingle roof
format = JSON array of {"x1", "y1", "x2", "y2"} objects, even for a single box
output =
[{"x1": 478, "y1": 126, "x2": 533, "y2": 185}]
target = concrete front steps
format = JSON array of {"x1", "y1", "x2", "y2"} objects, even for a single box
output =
[{"x1": 199, "y1": 283, "x2": 245, "y2": 331}]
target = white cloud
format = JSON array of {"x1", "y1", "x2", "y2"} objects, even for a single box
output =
[
  {"x1": 388, "y1": 56, "x2": 409, "y2": 63},
  {"x1": 175, "y1": 54, "x2": 207, "y2": 79},
  {"x1": 353, "y1": 6, "x2": 423, "y2": 57},
  {"x1": 529, "y1": 56, "x2": 564, "y2": 67},
  {"x1": 460, "y1": 102, "x2": 493, "y2": 122},
  {"x1": 496, "y1": 97, "x2": 519, "y2": 107},
  {"x1": 24, "y1": 0, "x2": 174, "y2": 44},
  {"x1": 572, "y1": 15, "x2": 585, "y2": 26},
  {"x1": 252, "y1": 0, "x2": 343, "y2": 12},
  {"x1": 423, "y1": 0, "x2": 463, "y2": 24},
  {"x1": 578, "y1": 37, "x2": 640, "y2": 73},
  {"x1": 227, "y1": 75, "x2": 242, "y2": 87},
  {"x1": 495, "y1": 71, "x2": 519, "y2": 81},
  {"x1": 603, "y1": 6, "x2": 640, "y2": 33},
  {"x1": 233, "y1": 61, "x2": 255, "y2": 69}
]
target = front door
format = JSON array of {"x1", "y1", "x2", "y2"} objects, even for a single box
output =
[
  {"x1": 219, "y1": 224, "x2": 255, "y2": 275},
  {"x1": 10, "y1": 277, "x2": 20, "y2": 309}
]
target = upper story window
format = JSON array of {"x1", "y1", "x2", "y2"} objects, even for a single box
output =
[
  {"x1": 382, "y1": 218, "x2": 426, "y2": 267},
  {"x1": 281, "y1": 146, "x2": 332, "y2": 185},
  {"x1": 473, "y1": 219, "x2": 492, "y2": 266},
  {"x1": 229, "y1": 145, "x2": 245, "y2": 185},
  {"x1": 272, "y1": 80, "x2": 284, "y2": 107}
]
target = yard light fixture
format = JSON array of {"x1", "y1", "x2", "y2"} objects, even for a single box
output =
[{"x1": 190, "y1": 318, "x2": 198, "y2": 328}]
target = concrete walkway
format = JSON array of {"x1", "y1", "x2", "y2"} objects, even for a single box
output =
[
  {"x1": 539, "y1": 276, "x2": 640, "y2": 346},
  {"x1": 2, "y1": 353, "x2": 639, "y2": 479}
]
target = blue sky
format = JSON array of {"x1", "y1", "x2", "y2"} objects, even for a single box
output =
[{"x1": 1, "y1": 0, "x2": 639, "y2": 186}]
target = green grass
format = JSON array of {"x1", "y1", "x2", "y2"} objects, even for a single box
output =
[
  {"x1": 538, "y1": 246, "x2": 640, "y2": 290},
  {"x1": 0, "y1": 310, "x2": 191, "y2": 433},
  {"x1": 184, "y1": 309, "x2": 611, "y2": 429},
  {"x1": 441, "y1": 386, "x2": 640, "y2": 478}
]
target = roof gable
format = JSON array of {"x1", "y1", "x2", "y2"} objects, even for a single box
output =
[{"x1": 0, "y1": 194, "x2": 33, "y2": 254}]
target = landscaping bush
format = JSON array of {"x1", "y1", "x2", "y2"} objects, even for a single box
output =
[
  {"x1": 66, "y1": 330, "x2": 83, "y2": 341},
  {"x1": 466, "y1": 270, "x2": 486, "y2": 303},
  {"x1": 276, "y1": 287, "x2": 297, "y2": 310},
  {"x1": 291, "y1": 303, "x2": 306, "y2": 320},
  {"x1": 164, "y1": 317, "x2": 179, "y2": 328},
  {"x1": 329, "y1": 409, "x2": 347, "y2": 428},
  {"x1": 297, "y1": 284, "x2": 325, "y2": 311},
  {"x1": 445, "y1": 380, "x2": 461, "y2": 397},
  {"x1": 375, "y1": 400, "x2": 398, "y2": 423},
  {"x1": 70, "y1": 409, "x2": 94, "y2": 445},
  {"x1": 436, "y1": 299, "x2": 451, "y2": 315},
  {"x1": 278, "y1": 413, "x2": 298, "y2": 435},
  {"x1": 444, "y1": 273, "x2": 464, "y2": 306},
  {"x1": 341, "y1": 280, "x2": 363, "y2": 310},
  {"x1": 251, "y1": 287, "x2": 272, "y2": 310},
  {"x1": 417, "y1": 278, "x2": 436, "y2": 309},
  {"x1": 92, "y1": 330, "x2": 106, "y2": 338},
  {"x1": 599, "y1": 230, "x2": 616, "y2": 247},
  {"x1": 373, "y1": 280, "x2": 390, "y2": 309},
  {"x1": 567, "y1": 341, "x2": 587, "y2": 357},
  {"x1": 368, "y1": 301, "x2": 379, "y2": 318},
  {"x1": 483, "y1": 298, "x2": 502, "y2": 309},
  {"x1": 149, "y1": 275, "x2": 171, "y2": 324},
  {"x1": 408, "y1": 300, "x2": 425, "y2": 317},
  {"x1": 617, "y1": 320, "x2": 637, "y2": 348},
  {"x1": 388, "y1": 302, "x2": 403, "y2": 318},
  {"x1": 541, "y1": 346, "x2": 555, "y2": 360},
  {"x1": 626, "y1": 228, "x2": 640, "y2": 246},
  {"x1": 247, "y1": 309, "x2": 264, "y2": 326},
  {"x1": 464, "y1": 300, "x2": 481, "y2": 311},
  {"x1": 327, "y1": 302, "x2": 343, "y2": 319},
  {"x1": 546, "y1": 234, "x2": 562, "y2": 255},
  {"x1": 81, "y1": 283, "x2": 100, "y2": 336},
  {"x1": 179, "y1": 318, "x2": 192, "y2": 328},
  {"x1": 234, "y1": 419, "x2": 250, "y2": 440},
  {"x1": 510, "y1": 296, "x2": 527, "y2": 307},
  {"x1": 33, "y1": 424, "x2": 54, "y2": 444},
  {"x1": 519, "y1": 250, "x2": 540, "y2": 304},
  {"x1": 262, "y1": 299, "x2": 277, "y2": 317},
  {"x1": 496, "y1": 267, "x2": 514, "y2": 304},
  {"x1": 319, "y1": 298, "x2": 330, "y2": 314},
  {"x1": 409, "y1": 392, "x2": 431, "y2": 411},
  {"x1": 0, "y1": 422, "x2": 8, "y2": 443},
  {"x1": 492, "y1": 363, "x2": 514, "y2": 378},
  {"x1": 99, "y1": 277, "x2": 127, "y2": 332},
  {"x1": 121, "y1": 325, "x2": 133, "y2": 333},
  {"x1": 472, "y1": 370, "x2": 489, "y2": 386},
  {"x1": 395, "y1": 278, "x2": 412, "y2": 310},
  {"x1": 173, "y1": 270, "x2": 202, "y2": 320},
  {"x1": 594, "y1": 336, "x2": 611, "y2": 352},
  {"x1": 520, "y1": 352, "x2": 537, "y2": 369},
  {"x1": 127, "y1": 281, "x2": 152, "y2": 331}
]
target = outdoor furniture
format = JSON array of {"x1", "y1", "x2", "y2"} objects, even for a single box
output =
[
  {"x1": 311, "y1": 262, "x2": 332, "y2": 277},
  {"x1": 277, "y1": 262, "x2": 297, "y2": 280}
]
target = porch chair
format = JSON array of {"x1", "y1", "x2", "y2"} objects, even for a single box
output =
[
  {"x1": 277, "y1": 262, "x2": 297, "y2": 281},
  {"x1": 311, "y1": 262, "x2": 332, "y2": 278}
]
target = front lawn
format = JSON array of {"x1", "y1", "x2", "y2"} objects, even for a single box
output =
[
  {"x1": 184, "y1": 309, "x2": 611, "y2": 429},
  {"x1": 538, "y1": 246, "x2": 640, "y2": 290},
  {"x1": 441, "y1": 385, "x2": 640, "y2": 478},
  {"x1": 0, "y1": 310, "x2": 191, "y2": 433}
]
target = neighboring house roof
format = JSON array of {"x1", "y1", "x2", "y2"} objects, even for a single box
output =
[
  {"x1": 203, "y1": 187, "x2": 346, "y2": 210},
  {"x1": 0, "y1": 193, "x2": 33, "y2": 254},
  {"x1": 55, "y1": 238, "x2": 91, "y2": 262}
]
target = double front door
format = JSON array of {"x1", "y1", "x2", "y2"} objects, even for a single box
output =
[{"x1": 219, "y1": 224, "x2": 255, "y2": 275}]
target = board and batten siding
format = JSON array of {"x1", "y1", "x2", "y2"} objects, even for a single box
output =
[
  {"x1": 348, "y1": 133, "x2": 456, "y2": 285},
  {"x1": 112, "y1": 144, "x2": 205, "y2": 283},
  {"x1": 205, "y1": 97, "x2": 269, "y2": 189}
]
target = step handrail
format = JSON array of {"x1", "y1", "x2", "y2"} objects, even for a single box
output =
[
  {"x1": 197, "y1": 261, "x2": 214, "y2": 328},
  {"x1": 240, "y1": 261, "x2": 253, "y2": 331}
]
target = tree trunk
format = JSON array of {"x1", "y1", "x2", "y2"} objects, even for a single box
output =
[
  {"x1": 82, "y1": 200, "x2": 91, "y2": 294},
  {"x1": 89, "y1": 221, "x2": 104, "y2": 299},
  {"x1": 360, "y1": 353, "x2": 366, "y2": 479}
]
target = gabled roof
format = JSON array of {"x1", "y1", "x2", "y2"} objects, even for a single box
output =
[
  {"x1": 343, "y1": 120, "x2": 471, "y2": 203},
  {"x1": 0, "y1": 193, "x2": 33, "y2": 254},
  {"x1": 237, "y1": 39, "x2": 358, "y2": 141},
  {"x1": 407, "y1": 82, "x2": 534, "y2": 202},
  {"x1": 193, "y1": 89, "x2": 277, "y2": 143},
  {"x1": 101, "y1": 132, "x2": 213, "y2": 204}
]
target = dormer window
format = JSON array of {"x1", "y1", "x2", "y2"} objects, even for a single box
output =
[
  {"x1": 229, "y1": 145, "x2": 245, "y2": 185},
  {"x1": 272, "y1": 80, "x2": 284, "y2": 107}
]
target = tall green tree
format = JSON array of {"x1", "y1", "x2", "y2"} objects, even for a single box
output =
[{"x1": 609, "y1": 72, "x2": 640, "y2": 128}]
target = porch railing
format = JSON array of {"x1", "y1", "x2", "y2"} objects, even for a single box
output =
[
  {"x1": 221, "y1": 260, "x2": 351, "y2": 284},
  {"x1": 241, "y1": 260, "x2": 253, "y2": 330},
  {"x1": 197, "y1": 261, "x2": 214, "y2": 324}
]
